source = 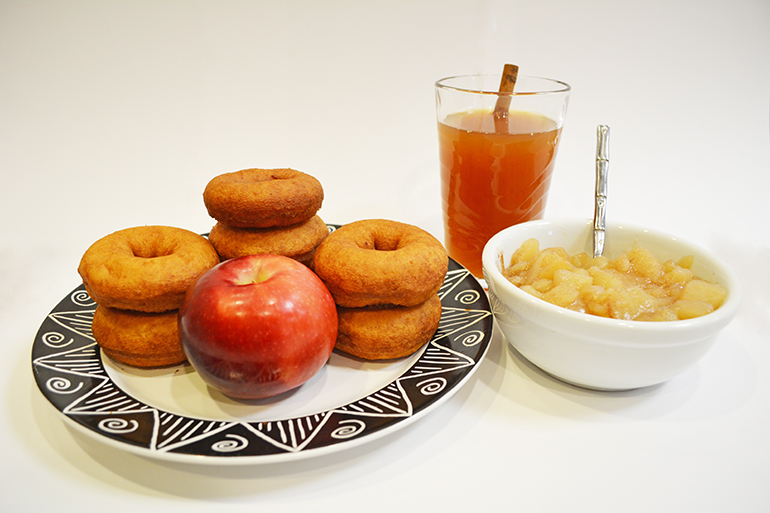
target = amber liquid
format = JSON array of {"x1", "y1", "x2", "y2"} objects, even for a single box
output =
[{"x1": 438, "y1": 109, "x2": 562, "y2": 277}]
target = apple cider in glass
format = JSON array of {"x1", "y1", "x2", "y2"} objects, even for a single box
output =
[
  {"x1": 435, "y1": 74, "x2": 570, "y2": 277},
  {"x1": 439, "y1": 109, "x2": 561, "y2": 277}
]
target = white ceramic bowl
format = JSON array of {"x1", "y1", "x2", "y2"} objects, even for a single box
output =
[{"x1": 482, "y1": 218, "x2": 741, "y2": 390}]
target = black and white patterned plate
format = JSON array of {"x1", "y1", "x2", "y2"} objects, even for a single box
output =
[{"x1": 31, "y1": 231, "x2": 492, "y2": 465}]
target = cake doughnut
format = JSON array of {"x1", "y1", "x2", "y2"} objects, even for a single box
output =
[
  {"x1": 203, "y1": 168, "x2": 324, "y2": 228},
  {"x1": 208, "y1": 215, "x2": 329, "y2": 265},
  {"x1": 91, "y1": 305, "x2": 185, "y2": 367},
  {"x1": 335, "y1": 295, "x2": 442, "y2": 360},
  {"x1": 78, "y1": 226, "x2": 220, "y2": 312},
  {"x1": 312, "y1": 219, "x2": 448, "y2": 308}
]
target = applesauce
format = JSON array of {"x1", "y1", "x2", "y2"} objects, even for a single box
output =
[{"x1": 502, "y1": 238, "x2": 727, "y2": 321}]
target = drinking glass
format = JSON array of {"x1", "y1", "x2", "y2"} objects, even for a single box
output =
[{"x1": 435, "y1": 74, "x2": 570, "y2": 277}]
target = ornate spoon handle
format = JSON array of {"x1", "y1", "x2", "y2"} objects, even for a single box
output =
[{"x1": 593, "y1": 125, "x2": 610, "y2": 258}]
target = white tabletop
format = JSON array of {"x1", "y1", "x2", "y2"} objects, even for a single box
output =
[{"x1": 2, "y1": 1, "x2": 769, "y2": 511}]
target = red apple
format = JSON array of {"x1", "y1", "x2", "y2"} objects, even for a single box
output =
[{"x1": 178, "y1": 254, "x2": 338, "y2": 400}]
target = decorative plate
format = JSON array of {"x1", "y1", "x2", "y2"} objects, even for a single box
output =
[{"x1": 31, "y1": 229, "x2": 492, "y2": 465}]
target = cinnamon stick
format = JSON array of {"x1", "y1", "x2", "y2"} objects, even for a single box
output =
[{"x1": 493, "y1": 63, "x2": 519, "y2": 133}]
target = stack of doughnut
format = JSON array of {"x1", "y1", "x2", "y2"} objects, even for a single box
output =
[
  {"x1": 312, "y1": 219, "x2": 448, "y2": 360},
  {"x1": 77, "y1": 226, "x2": 220, "y2": 367},
  {"x1": 203, "y1": 168, "x2": 329, "y2": 265}
]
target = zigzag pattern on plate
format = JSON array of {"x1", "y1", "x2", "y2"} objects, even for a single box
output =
[
  {"x1": 246, "y1": 413, "x2": 332, "y2": 452},
  {"x1": 49, "y1": 309, "x2": 95, "y2": 340}
]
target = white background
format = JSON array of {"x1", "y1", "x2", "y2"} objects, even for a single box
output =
[{"x1": 2, "y1": 1, "x2": 769, "y2": 511}]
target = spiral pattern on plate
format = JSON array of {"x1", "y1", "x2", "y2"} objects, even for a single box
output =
[
  {"x1": 417, "y1": 376, "x2": 447, "y2": 395},
  {"x1": 42, "y1": 331, "x2": 72, "y2": 348},
  {"x1": 455, "y1": 289, "x2": 481, "y2": 305},
  {"x1": 71, "y1": 289, "x2": 96, "y2": 307},
  {"x1": 330, "y1": 419, "x2": 366, "y2": 440},
  {"x1": 98, "y1": 418, "x2": 139, "y2": 434},
  {"x1": 211, "y1": 434, "x2": 249, "y2": 453},
  {"x1": 458, "y1": 329, "x2": 485, "y2": 347},
  {"x1": 46, "y1": 376, "x2": 82, "y2": 394}
]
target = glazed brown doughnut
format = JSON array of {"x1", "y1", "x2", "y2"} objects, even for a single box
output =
[
  {"x1": 91, "y1": 305, "x2": 186, "y2": 367},
  {"x1": 208, "y1": 215, "x2": 329, "y2": 265},
  {"x1": 78, "y1": 226, "x2": 220, "y2": 312},
  {"x1": 335, "y1": 295, "x2": 442, "y2": 360},
  {"x1": 312, "y1": 219, "x2": 448, "y2": 308},
  {"x1": 203, "y1": 168, "x2": 324, "y2": 228}
]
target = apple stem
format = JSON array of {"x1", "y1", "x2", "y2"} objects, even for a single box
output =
[{"x1": 235, "y1": 264, "x2": 273, "y2": 285}]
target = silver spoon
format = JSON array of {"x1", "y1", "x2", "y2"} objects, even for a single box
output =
[{"x1": 593, "y1": 125, "x2": 610, "y2": 258}]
